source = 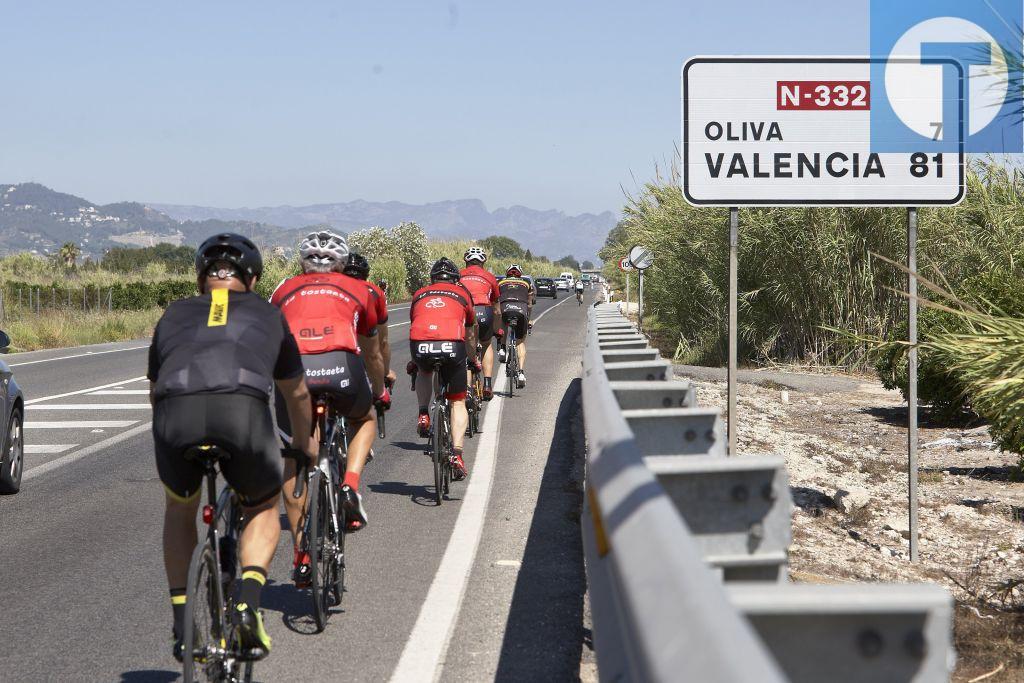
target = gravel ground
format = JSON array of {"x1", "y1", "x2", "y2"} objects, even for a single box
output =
[{"x1": 676, "y1": 366, "x2": 1024, "y2": 681}]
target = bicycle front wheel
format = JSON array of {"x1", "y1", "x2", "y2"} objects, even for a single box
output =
[{"x1": 182, "y1": 541, "x2": 226, "y2": 683}]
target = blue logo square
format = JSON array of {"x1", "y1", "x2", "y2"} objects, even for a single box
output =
[{"x1": 870, "y1": 0, "x2": 1022, "y2": 153}]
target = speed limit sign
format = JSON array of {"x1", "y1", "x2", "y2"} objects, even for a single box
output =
[{"x1": 618, "y1": 257, "x2": 634, "y2": 272}]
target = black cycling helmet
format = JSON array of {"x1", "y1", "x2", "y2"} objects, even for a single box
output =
[
  {"x1": 430, "y1": 257, "x2": 461, "y2": 283},
  {"x1": 342, "y1": 252, "x2": 371, "y2": 280},
  {"x1": 195, "y1": 233, "x2": 263, "y2": 288}
]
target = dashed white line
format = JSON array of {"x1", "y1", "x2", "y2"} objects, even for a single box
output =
[
  {"x1": 8, "y1": 345, "x2": 148, "y2": 367},
  {"x1": 23, "y1": 422, "x2": 152, "y2": 481},
  {"x1": 24, "y1": 444, "x2": 77, "y2": 454},
  {"x1": 26, "y1": 420, "x2": 139, "y2": 429},
  {"x1": 27, "y1": 404, "x2": 151, "y2": 410},
  {"x1": 88, "y1": 389, "x2": 150, "y2": 395},
  {"x1": 26, "y1": 376, "x2": 147, "y2": 405}
]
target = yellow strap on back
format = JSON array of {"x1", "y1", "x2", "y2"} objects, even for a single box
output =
[
  {"x1": 207, "y1": 288, "x2": 229, "y2": 327},
  {"x1": 170, "y1": 594, "x2": 187, "y2": 605}
]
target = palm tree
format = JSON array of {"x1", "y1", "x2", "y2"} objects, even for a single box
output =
[{"x1": 59, "y1": 242, "x2": 80, "y2": 269}]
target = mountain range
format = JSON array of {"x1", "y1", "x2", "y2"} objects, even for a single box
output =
[{"x1": 0, "y1": 183, "x2": 615, "y2": 261}]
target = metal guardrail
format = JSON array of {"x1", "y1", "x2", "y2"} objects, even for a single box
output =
[{"x1": 581, "y1": 303, "x2": 953, "y2": 682}]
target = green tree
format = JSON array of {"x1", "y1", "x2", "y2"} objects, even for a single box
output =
[
  {"x1": 479, "y1": 235, "x2": 524, "y2": 260},
  {"x1": 582, "y1": 260, "x2": 595, "y2": 270},
  {"x1": 59, "y1": 242, "x2": 80, "y2": 269},
  {"x1": 524, "y1": 248, "x2": 533, "y2": 260},
  {"x1": 554, "y1": 255, "x2": 579, "y2": 269}
]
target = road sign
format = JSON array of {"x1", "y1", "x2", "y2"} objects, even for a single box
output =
[
  {"x1": 628, "y1": 245, "x2": 654, "y2": 270},
  {"x1": 682, "y1": 57, "x2": 965, "y2": 206},
  {"x1": 618, "y1": 257, "x2": 634, "y2": 272}
]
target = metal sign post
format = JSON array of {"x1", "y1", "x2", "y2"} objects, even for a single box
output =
[
  {"x1": 728, "y1": 208, "x2": 739, "y2": 457},
  {"x1": 907, "y1": 207, "x2": 919, "y2": 562},
  {"x1": 638, "y1": 270, "x2": 644, "y2": 332},
  {"x1": 618, "y1": 256, "x2": 634, "y2": 314}
]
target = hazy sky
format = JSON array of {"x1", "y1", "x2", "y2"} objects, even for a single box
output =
[{"x1": 0, "y1": 1, "x2": 866, "y2": 215}]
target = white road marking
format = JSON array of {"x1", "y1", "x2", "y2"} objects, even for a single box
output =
[
  {"x1": 391, "y1": 368, "x2": 508, "y2": 683},
  {"x1": 27, "y1": 403, "x2": 151, "y2": 410},
  {"x1": 388, "y1": 304, "x2": 410, "y2": 311},
  {"x1": 388, "y1": 321, "x2": 410, "y2": 329},
  {"x1": 26, "y1": 376, "x2": 147, "y2": 405},
  {"x1": 390, "y1": 289, "x2": 574, "y2": 682},
  {"x1": 88, "y1": 389, "x2": 150, "y2": 395},
  {"x1": 26, "y1": 420, "x2": 139, "y2": 429},
  {"x1": 8, "y1": 345, "x2": 148, "y2": 367},
  {"x1": 23, "y1": 422, "x2": 152, "y2": 481},
  {"x1": 24, "y1": 444, "x2": 77, "y2": 454}
]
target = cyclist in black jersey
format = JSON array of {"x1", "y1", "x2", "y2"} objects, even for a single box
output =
[
  {"x1": 496, "y1": 264, "x2": 532, "y2": 388},
  {"x1": 148, "y1": 233, "x2": 317, "y2": 662}
]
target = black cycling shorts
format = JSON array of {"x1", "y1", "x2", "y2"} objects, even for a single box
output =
[
  {"x1": 153, "y1": 394, "x2": 282, "y2": 506},
  {"x1": 501, "y1": 302, "x2": 528, "y2": 339},
  {"x1": 275, "y1": 350, "x2": 373, "y2": 442},
  {"x1": 474, "y1": 305, "x2": 496, "y2": 342},
  {"x1": 410, "y1": 339, "x2": 468, "y2": 400}
]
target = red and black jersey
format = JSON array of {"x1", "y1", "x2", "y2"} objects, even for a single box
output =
[
  {"x1": 409, "y1": 281, "x2": 475, "y2": 341},
  {"x1": 365, "y1": 280, "x2": 389, "y2": 325},
  {"x1": 270, "y1": 272, "x2": 375, "y2": 355},
  {"x1": 459, "y1": 265, "x2": 500, "y2": 306}
]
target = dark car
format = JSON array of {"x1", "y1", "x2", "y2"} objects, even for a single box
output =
[
  {"x1": 535, "y1": 277, "x2": 557, "y2": 298},
  {"x1": 0, "y1": 331, "x2": 24, "y2": 494}
]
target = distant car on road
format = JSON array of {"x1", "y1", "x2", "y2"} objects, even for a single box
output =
[
  {"x1": 535, "y1": 277, "x2": 557, "y2": 298},
  {"x1": 555, "y1": 277, "x2": 570, "y2": 291},
  {"x1": 522, "y1": 276, "x2": 537, "y2": 305},
  {"x1": 0, "y1": 331, "x2": 24, "y2": 494}
]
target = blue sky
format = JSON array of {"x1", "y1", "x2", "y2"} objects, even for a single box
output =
[{"x1": 0, "y1": 1, "x2": 867, "y2": 215}]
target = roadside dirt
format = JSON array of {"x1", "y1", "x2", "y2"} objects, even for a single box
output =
[{"x1": 678, "y1": 368, "x2": 1024, "y2": 682}]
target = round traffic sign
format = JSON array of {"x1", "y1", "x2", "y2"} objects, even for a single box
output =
[
  {"x1": 618, "y1": 256, "x2": 633, "y2": 272},
  {"x1": 628, "y1": 245, "x2": 654, "y2": 270}
]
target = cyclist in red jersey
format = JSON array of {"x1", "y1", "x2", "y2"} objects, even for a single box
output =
[
  {"x1": 270, "y1": 230, "x2": 385, "y2": 586},
  {"x1": 459, "y1": 246, "x2": 501, "y2": 400},
  {"x1": 342, "y1": 253, "x2": 397, "y2": 390},
  {"x1": 408, "y1": 258, "x2": 479, "y2": 480}
]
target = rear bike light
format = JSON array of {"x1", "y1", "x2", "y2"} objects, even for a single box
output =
[
  {"x1": 316, "y1": 404, "x2": 326, "y2": 415},
  {"x1": 202, "y1": 505, "x2": 215, "y2": 525}
]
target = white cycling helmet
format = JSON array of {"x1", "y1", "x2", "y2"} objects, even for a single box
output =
[
  {"x1": 464, "y1": 246, "x2": 487, "y2": 264},
  {"x1": 506, "y1": 263, "x2": 523, "y2": 277},
  {"x1": 299, "y1": 230, "x2": 349, "y2": 265}
]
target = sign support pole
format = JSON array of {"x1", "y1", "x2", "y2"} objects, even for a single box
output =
[
  {"x1": 625, "y1": 270, "x2": 630, "y2": 316},
  {"x1": 638, "y1": 270, "x2": 644, "y2": 332},
  {"x1": 907, "y1": 207, "x2": 919, "y2": 562},
  {"x1": 728, "y1": 207, "x2": 739, "y2": 457}
]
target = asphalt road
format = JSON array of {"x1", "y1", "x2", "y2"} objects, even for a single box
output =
[{"x1": 0, "y1": 293, "x2": 590, "y2": 682}]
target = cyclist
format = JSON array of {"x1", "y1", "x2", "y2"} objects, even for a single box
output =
[
  {"x1": 148, "y1": 233, "x2": 316, "y2": 661},
  {"x1": 408, "y1": 257, "x2": 479, "y2": 480},
  {"x1": 459, "y1": 246, "x2": 500, "y2": 400},
  {"x1": 575, "y1": 278, "x2": 584, "y2": 304},
  {"x1": 270, "y1": 231, "x2": 386, "y2": 587},
  {"x1": 496, "y1": 264, "x2": 532, "y2": 388},
  {"x1": 343, "y1": 252, "x2": 397, "y2": 388}
]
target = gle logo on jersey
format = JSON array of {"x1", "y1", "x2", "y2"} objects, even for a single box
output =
[
  {"x1": 424, "y1": 297, "x2": 446, "y2": 309},
  {"x1": 870, "y1": 0, "x2": 1022, "y2": 153}
]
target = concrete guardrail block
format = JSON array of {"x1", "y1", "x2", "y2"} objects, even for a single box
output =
[
  {"x1": 646, "y1": 455, "x2": 790, "y2": 582},
  {"x1": 622, "y1": 407, "x2": 723, "y2": 456},
  {"x1": 610, "y1": 380, "x2": 697, "y2": 410},
  {"x1": 727, "y1": 583, "x2": 953, "y2": 683},
  {"x1": 598, "y1": 339, "x2": 649, "y2": 350},
  {"x1": 604, "y1": 360, "x2": 671, "y2": 382}
]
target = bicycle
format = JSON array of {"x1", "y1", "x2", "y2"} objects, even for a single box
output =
[
  {"x1": 502, "y1": 322, "x2": 523, "y2": 396},
  {"x1": 411, "y1": 362, "x2": 454, "y2": 505},
  {"x1": 180, "y1": 444, "x2": 256, "y2": 683},
  {"x1": 576, "y1": 289, "x2": 583, "y2": 305},
  {"x1": 289, "y1": 395, "x2": 348, "y2": 632}
]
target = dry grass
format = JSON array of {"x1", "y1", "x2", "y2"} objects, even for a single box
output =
[{"x1": 3, "y1": 307, "x2": 160, "y2": 351}]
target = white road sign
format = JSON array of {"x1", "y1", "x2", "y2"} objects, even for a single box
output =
[
  {"x1": 682, "y1": 57, "x2": 965, "y2": 206},
  {"x1": 628, "y1": 245, "x2": 654, "y2": 270},
  {"x1": 618, "y1": 257, "x2": 633, "y2": 272}
]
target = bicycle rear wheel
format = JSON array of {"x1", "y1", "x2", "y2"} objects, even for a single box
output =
[
  {"x1": 431, "y1": 401, "x2": 444, "y2": 505},
  {"x1": 182, "y1": 541, "x2": 226, "y2": 683},
  {"x1": 307, "y1": 468, "x2": 336, "y2": 632},
  {"x1": 441, "y1": 406, "x2": 452, "y2": 494}
]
